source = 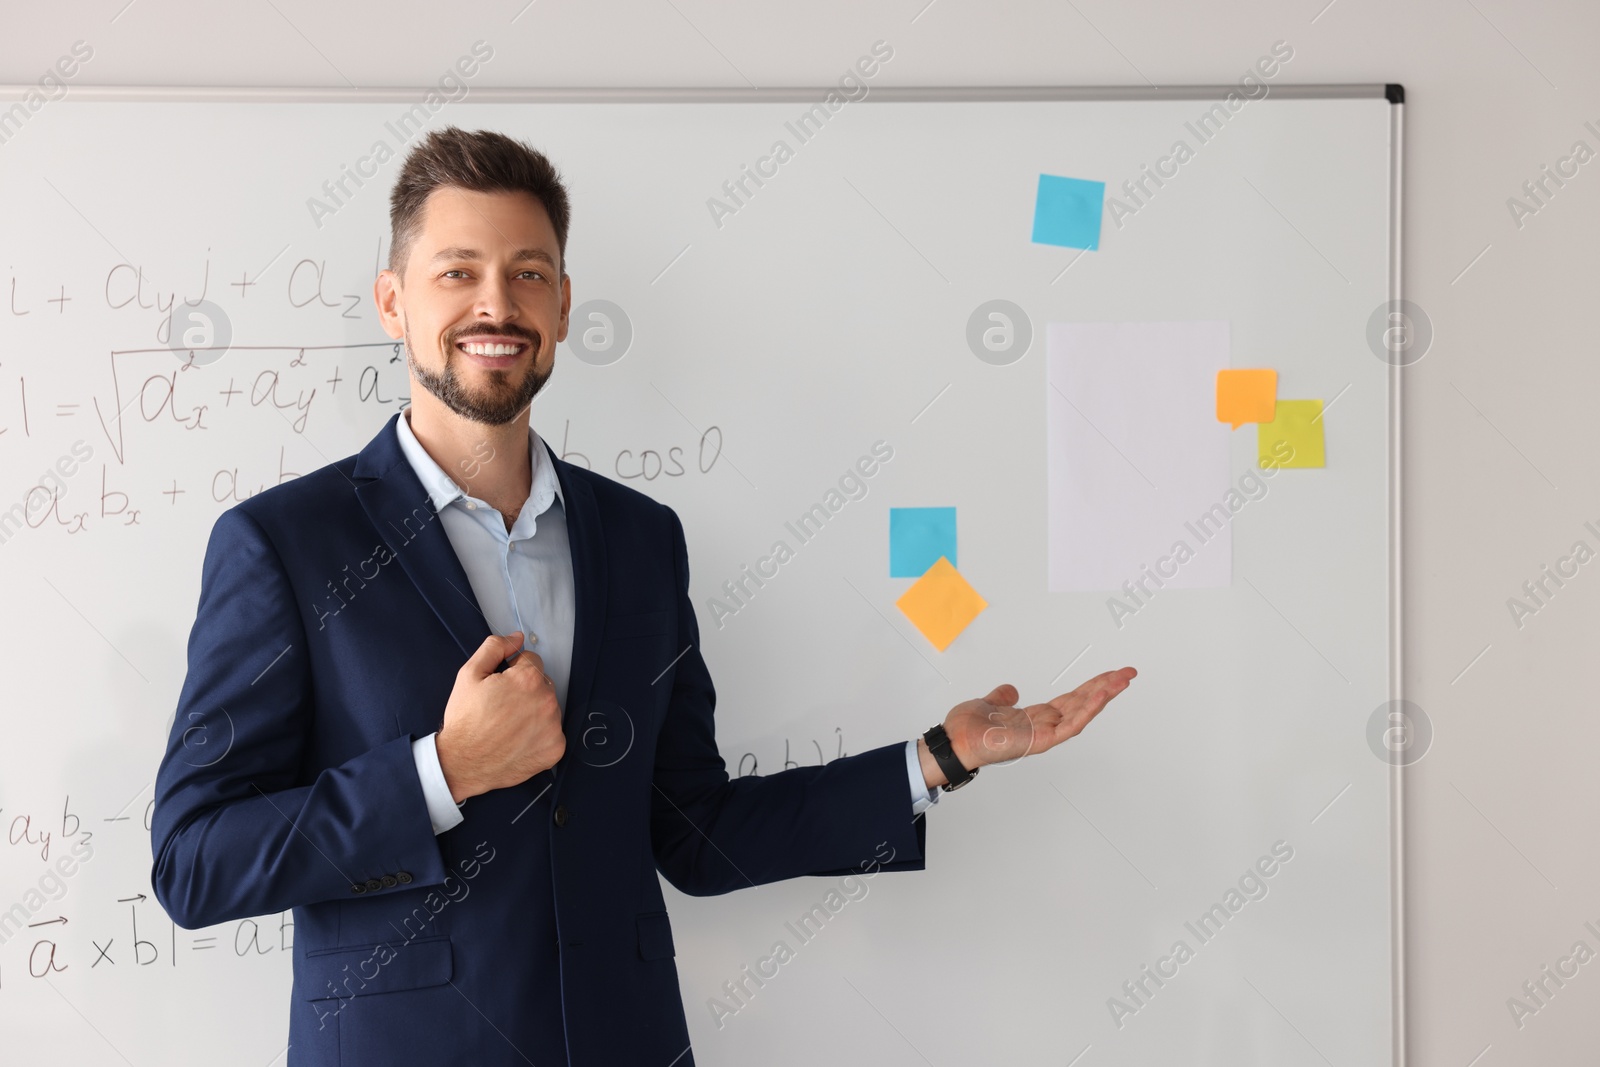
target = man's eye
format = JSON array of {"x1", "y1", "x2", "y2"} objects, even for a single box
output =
[{"x1": 440, "y1": 269, "x2": 543, "y2": 280}]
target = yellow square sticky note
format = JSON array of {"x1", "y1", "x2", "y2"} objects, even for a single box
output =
[
  {"x1": 895, "y1": 557, "x2": 987, "y2": 652},
  {"x1": 1216, "y1": 369, "x2": 1277, "y2": 429},
  {"x1": 1258, "y1": 398, "x2": 1325, "y2": 468}
]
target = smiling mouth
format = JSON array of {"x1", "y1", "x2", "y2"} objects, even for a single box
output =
[{"x1": 455, "y1": 338, "x2": 531, "y2": 364}]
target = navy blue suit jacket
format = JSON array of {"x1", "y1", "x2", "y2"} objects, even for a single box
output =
[{"x1": 151, "y1": 411, "x2": 928, "y2": 1066}]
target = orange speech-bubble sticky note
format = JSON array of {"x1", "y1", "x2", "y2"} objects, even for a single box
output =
[{"x1": 1216, "y1": 369, "x2": 1278, "y2": 430}]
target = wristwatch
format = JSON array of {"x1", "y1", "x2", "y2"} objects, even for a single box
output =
[{"x1": 923, "y1": 723, "x2": 979, "y2": 791}]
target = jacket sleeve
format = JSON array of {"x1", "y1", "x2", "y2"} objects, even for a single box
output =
[
  {"x1": 150, "y1": 507, "x2": 450, "y2": 929},
  {"x1": 649, "y1": 506, "x2": 928, "y2": 896}
]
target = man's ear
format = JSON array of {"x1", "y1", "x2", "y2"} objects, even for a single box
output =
[
  {"x1": 556, "y1": 273, "x2": 572, "y2": 345},
  {"x1": 374, "y1": 270, "x2": 404, "y2": 340}
]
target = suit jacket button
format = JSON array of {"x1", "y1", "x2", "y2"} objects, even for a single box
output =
[
  {"x1": 396, "y1": 871, "x2": 413, "y2": 884},
  {"x1": 365, "y1": 878, "x2": 384, "y2": 892},
  {"x1": 351, "y1": 883, "x2": 367, "y2": 894},
  {"x1": 553, "y1": 805, "x2": 570, "y2": 828},
  {"x1": 381, "y1": 874, "x2": 398, "y2": 888}
]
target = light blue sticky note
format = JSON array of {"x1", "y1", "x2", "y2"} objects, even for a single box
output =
[
  {"x1": 1031, "y1": 174, "x2": 1105, "y2": 251},
  {"x1": 890, "y1": 507, "x2": 958, "y2": 578}
]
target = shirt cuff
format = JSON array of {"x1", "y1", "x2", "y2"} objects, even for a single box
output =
[
  {"x1": 905, "y1": 738, "x2": 941, "y2": 816},
  {"x1": 412, "y1": 733, "x2": 465, "y2": 835}
]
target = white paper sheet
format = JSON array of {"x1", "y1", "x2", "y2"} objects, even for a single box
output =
[{"x1": 1046, "y1": 320, "x2": 1233, "y2": 593}]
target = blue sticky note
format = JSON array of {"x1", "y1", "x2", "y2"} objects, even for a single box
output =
[
  {"x1": 890, "y1": 507, "x2": 958, "y2": 578},
  {"x1": 1031, "y1": 174, "x2": 1105, "y2": 251}
]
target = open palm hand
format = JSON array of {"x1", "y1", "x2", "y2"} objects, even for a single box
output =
[{"x1": 944, "y1": 667, "x2": 1138, "y2": 770}]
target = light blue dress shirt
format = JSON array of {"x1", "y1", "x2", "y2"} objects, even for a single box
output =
[{"x1": 395, "y1": 407, "x2": 939, "y2": 835}]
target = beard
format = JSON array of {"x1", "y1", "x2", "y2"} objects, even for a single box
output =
[{"x1": 405, "y1": 322, "x2": 552, "y2": 426}]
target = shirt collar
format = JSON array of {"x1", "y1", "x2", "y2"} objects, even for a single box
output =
[{"x1": 393, "y1": 406, "x2": 564, "y2": 517}]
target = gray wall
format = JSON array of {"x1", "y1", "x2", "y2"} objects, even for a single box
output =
[{"x1": 8, "y1": 1, "x2": 1596, "y2": 1062}]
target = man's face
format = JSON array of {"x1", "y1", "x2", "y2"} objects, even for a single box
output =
[{"x1": 376, "y1": 187, "x2": 570, "y2": 426}]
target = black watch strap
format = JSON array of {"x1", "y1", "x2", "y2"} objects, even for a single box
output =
[{"x1": 923, "y1": 724, "x2": 978, "y2": 790}]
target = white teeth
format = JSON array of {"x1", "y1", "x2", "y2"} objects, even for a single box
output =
[{"x1": 460, "y1": 342, "x2": 522, "y2": 356}]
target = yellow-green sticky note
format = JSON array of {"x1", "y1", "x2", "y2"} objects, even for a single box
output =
[{"x1": 1258, "y1": 398, "x2": 1324, "y2": 468}]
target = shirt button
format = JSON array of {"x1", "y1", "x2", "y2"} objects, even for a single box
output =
[
  {"x1": 466, "y1": 502, "x2": 477, "y2": 510},
  {"x1": 553, "y1": 805, "x2": 570, "y2": 828}
]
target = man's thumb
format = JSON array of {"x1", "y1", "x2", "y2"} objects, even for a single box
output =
[
  {"x1": 466, "y1": 631, "x2": 524, "y2": 676},
  {"x1": 982, "y1": 683, "x2": 1018, "y2": 706}
]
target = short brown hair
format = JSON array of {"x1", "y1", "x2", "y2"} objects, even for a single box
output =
[{"x1": 387, "y1": 126, "x2": 571, "y2": 278}]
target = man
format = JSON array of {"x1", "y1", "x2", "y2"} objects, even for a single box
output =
[{"x1": 150, "y1": 126, "x2": 1136, "y2": 1066}]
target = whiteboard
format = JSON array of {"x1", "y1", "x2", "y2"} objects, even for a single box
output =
[{"x1": 0, "y1": 86, "x2": 1402, "y2": 1066}]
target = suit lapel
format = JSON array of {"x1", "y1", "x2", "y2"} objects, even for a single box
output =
[
  {"x1": 353, "y1": 413, "x2": 492, "y2": 661},
  {"x1": 543, "y1": 438, "x2": 606, "y2": 752}
]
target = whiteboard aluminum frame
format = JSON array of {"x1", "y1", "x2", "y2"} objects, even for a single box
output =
[
  {"x1": 2, "y1": 81, "x2": 1407, "y2": 1065},
  {"x1": 1388, "y1": 95, "x2": 1407, "y2": 1067},
  {"x1": 3, "y1": 83, "x2": 1396, "y2": 103}
]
